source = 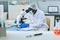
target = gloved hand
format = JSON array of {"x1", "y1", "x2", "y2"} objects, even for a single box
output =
[{"x1": 18, "y1": 23, "x2": 29, "y2": 28}]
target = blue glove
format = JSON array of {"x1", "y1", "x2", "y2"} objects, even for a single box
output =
[{"x1": 19, "y1": 23, "x2": 29, "y2": 28}]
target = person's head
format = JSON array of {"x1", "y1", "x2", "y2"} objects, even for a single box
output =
[
  {"x1": 29, "y1": 4, "x2": 37, "y2": 10},
  {"x1": 26, "y1": 4, "x2": 37, "y2": 14}
]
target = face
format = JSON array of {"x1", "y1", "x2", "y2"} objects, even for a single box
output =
[{"x1": 25, "y1": 7, "x2": 37, "y2": 14}]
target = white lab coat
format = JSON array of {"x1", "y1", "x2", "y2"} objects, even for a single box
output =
[{"x1": 24, "y1": 9, "x2": 48, "y2": 31}]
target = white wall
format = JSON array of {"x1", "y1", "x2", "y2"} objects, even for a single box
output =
[
  {"x1": 38, "y1": 1, "x2": 60, "y2": 13},
  {"x1": 8, "y1": 5, "x2": 29, "y2": 20}
]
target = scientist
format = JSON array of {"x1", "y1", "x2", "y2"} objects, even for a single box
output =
[{"x1": 24, "y1": 4, "x2": 48, "y2": 31}]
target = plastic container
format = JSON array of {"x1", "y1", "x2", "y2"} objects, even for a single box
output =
[{"x1": 53, "y1": 20, "x2": 60, "y2": 35}]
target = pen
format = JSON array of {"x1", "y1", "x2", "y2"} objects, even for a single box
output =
[
  {"x1": 34, "y1": 33, "x2": 42, "y2": 36},
  {"x1": 26, "y1": 33, "x2": 42, "y2": 38}
]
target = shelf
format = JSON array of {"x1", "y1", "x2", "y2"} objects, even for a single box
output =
[{"x1": 45, "y1": 13, "x2": 60, "y2": 16}]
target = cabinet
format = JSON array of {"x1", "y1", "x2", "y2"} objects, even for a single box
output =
[
  {"x1": 45, "y1": 13, "x2": 60, "y2": 30},
  {"x1": 46, "y1": 16, "x2": 54, "y2": 31}
]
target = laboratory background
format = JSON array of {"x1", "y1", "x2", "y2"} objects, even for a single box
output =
[{"x1": 0, "y1": 0, "x2": 60, "y2": 40}]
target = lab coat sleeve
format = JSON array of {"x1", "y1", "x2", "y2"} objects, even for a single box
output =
[
  {"x1": 24, "y1": 13, "x2": 34, "y2": 24},
  {"x1": 35, "y1": 11, "x2": 46, "y2": 26}
]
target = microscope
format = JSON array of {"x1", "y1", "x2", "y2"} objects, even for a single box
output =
[{"x1": 18, "y1": 12, "x2": 29, "y2": 28}]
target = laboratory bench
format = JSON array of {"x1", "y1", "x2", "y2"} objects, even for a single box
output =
[{"x1": 0, "y1": 31, "x2": 60, "y2": 40}]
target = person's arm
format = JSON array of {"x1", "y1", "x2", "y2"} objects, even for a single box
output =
[{"x1": 29, "y1": 10, "x2": 48, "y2": 30}]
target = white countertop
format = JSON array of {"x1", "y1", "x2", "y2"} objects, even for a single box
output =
[{"x1": 0, "y1": 31, "x2": 60, "y2": 40}]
